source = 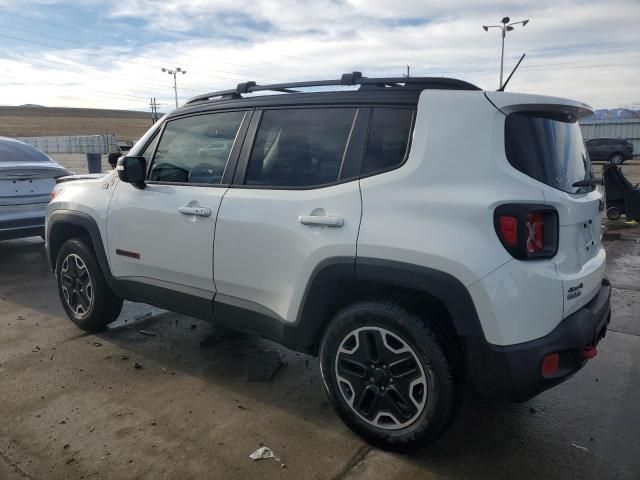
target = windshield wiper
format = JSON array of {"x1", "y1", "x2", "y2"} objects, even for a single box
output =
[{"x1": 572, "y1": 177, "x2": 602, "y2": 187}]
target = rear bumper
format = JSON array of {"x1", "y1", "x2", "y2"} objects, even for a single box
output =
[
  {"x1": 467, "y1": 278, "x2": 611, "y2": 402},
  {"x1": 0, "y1": 203, "x2": 47, "y2": 240}
]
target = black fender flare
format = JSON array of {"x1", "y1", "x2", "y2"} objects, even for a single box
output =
[
  {"x1": 291, "y1": 257, "x2": 486, "y2": 352},
  {"x1": 354, "y1": 258, "x2": 485, "y2": 338},
  {"x1": 292, "y1": 257, "x2": 510, "y2": 397},
  {"x1": 46, "y1": 210, "x2": 113, "y2": 283}
]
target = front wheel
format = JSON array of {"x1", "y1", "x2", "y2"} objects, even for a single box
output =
[
  {"x1": 55, "y1": 238, "x2": 123, "y2": 331},
  {"x1": 319, "y1": 301, "x2": 460, "y2": 450}
]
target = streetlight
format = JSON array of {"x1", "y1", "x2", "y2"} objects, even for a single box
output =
[
  {"x1": 483, "y1": 17, "x2": 529, "y2": 88},
  {"x1": 161, "y1": 67, "x2": 187, "y2": 108}
]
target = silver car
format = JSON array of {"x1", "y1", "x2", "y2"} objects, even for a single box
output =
[{"x1": 0, "y1": 137, "x2": 70, "y2": 241}]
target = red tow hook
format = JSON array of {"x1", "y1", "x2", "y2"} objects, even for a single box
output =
[{"x1": 583, "y1": 346, "x2": 598, "y2": 359}]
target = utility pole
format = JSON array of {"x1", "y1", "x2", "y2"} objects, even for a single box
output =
[
  {"x1": 483, "y1": 17, "x2": 529, "y2": 88},
  {"x1": 403, "y1": 65, "x2": 411, "y2": 78},
  {"x1": 161, "y1": 67, "x2": 187, "y2": 108},
  {"x1": 149, "y1": 97, "x2": 160, "y2": 123}
]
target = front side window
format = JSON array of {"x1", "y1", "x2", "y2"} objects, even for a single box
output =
[
  {"x1": 505, "y1": 112, "x2": 591, "y2": 194},
  {"x1": 245, "y1": 108, "x2": 357, "y2": 187},
  {"x1": 149, "y1": 111, "x2": 245, "y2": 184},
  {"x1": 140, "y1": 133, "x2": 160, "y2": 161},
  {"x1": 363, "y1": 108, "x2": 413, "y2": 174}
]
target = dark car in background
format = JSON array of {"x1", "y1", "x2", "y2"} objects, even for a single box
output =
[
  {"x1": 586, "y1": 137, "x2": 634, "y2": 164},
  {"x1": 0, "y1": 137, "x2": 70, "y2": 241}
]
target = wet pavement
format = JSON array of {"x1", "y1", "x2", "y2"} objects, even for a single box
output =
[{"x1": 0, "y1": 234, "x2": 639, "y2": 480}]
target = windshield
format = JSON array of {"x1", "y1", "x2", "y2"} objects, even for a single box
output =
[
  {"x1": 505, "y1": 112, "x2": 591, "y2": 194},
  {"x1": 0, "y1": 140, "x2": 50, "y2": 163}
]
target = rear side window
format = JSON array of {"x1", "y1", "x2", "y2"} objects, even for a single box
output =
[
  {"x1": 149, "y1": 111, "x2": 245, "y2": 184},
  {"x1": 505, "y1": 112, "x2": 590, "y2": 194},
  {"x1": 245, "y1": 108, "x2": 357, "y2": 187},
  {"x1": 363, "y1": 108, "x2": 413, "y2": 175}
]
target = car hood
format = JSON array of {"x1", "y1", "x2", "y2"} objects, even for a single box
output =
[{"x1": 56, "y1": 173, "x2": 108, "y2": 184}]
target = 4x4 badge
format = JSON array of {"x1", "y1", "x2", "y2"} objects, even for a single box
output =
[{"x1": 567, "y1": 283, "x2": 584, "y2": 300}]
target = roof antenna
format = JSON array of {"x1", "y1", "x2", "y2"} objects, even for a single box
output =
[{"x1": 498, "y1": 53, "x2": 525, "y2": 92}]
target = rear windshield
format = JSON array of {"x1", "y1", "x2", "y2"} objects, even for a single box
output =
[
  {"x1": 505, "y1": 112, "x2": 591, "y2": 194},
  {"x1": 0, "y1": 140, "x2": 49, "y2": 162}
]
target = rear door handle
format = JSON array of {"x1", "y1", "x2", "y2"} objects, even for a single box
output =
[
  {"x1": 298, "y1": 215, "x2": 344, "y2": 227},
  {"x1": 178, "y1": 206, "x2": 212, "y2": 217}
]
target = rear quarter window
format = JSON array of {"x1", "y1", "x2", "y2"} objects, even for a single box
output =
[{"x1": 362, "y1": 108, "x2": 414, "y2": 175}]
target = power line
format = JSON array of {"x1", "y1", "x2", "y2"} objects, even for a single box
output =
[
  {"x1": 0, "y1": 52, "x2": 187, "y2": 92},
  {"x1": 0, "y1": 31, "x2": 275, "y2": 88},
  {"x1": 0, "y1": 76, "x2": 150, "y2": 102},
  {"x1": 0, "y1": 14, "x2": 288, "y2": 82},
  {"x1": 4, "y1": 10, "x2": 639, "y2": 83},
  {"x1": 419, "y1": 60, "x2": 640, "y2": 76}
]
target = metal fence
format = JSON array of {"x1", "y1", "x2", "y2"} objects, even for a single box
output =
[
  {"x1": 580, "y1": 119, "x2": 640, "y2": 154},
  {"x1": 16, "y1": 134, "x2": 119, "y2": 154}
]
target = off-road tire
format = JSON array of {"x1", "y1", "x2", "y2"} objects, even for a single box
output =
[
  {"x1": 319, "y1": 301, "x2": 460, "y2": 450},
  {"x1": 55, "y1": 238, "x2": 122, "y2": 331}
]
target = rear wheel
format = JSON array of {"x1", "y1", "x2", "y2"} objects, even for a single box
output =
[
  {"x1": 55, "y1": 238, "x2": 122, "y2": 331},
  {"x1": 606, "y1": 206, "x2": 622, "y2": 220},
  {"x1": 319, "y1": 301, "x2": 460, "y2": 450},
  {"x1": 609, "y1": 153, "x2": 625, "y2": 165}
]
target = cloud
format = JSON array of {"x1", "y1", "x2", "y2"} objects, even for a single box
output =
[{"x1": 0, "y1": 0, "x2": 638, "y2": 110}]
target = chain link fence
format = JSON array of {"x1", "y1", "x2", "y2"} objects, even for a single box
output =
[{"x1": 16, "y1": 134, "x2": 119, "y2": 154}]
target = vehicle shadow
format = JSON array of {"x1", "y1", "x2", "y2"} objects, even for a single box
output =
[
  {"x1": 0, "y1": 237, "x2": 62, "y2": 318},
  {"x1": 96, "y1": 308, "x2": 543, "y2": 469},
  {"x1": 96, "y1": 309, "x2": 336, "y2": 427},
  {"x1": 0, "y1": 237, "x2": 49, "y2": 278}
]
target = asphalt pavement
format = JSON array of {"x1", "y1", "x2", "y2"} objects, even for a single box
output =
[{"x1": 0, "y1": 232, "x2": 638, "y2": 480}]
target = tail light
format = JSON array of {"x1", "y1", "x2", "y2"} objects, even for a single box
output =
[
  {"x1": 526, "y1": 213, "x2": 545, "y2": 253},
  {"x1": 498, "y1": 216, "x2": 518, "y2": 246},
  {"x1": 494, "y1": 204, "x2": 558, "y2": 260}
]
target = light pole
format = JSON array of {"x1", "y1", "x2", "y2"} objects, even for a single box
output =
[
  {"x1": 161, "y1": 67, "x2": 187, "y2": 108},
  {"x1": 483, "y1": 17, "x2": 529, "y2": 88}
]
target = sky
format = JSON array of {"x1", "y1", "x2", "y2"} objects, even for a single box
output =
[{"x1": 0, "y1": 0, "x2": 638, "y2": 111}]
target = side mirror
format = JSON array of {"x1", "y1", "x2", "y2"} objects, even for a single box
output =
[{"x1": 117, "y1": 156, "x2": 147, "y2": 189}]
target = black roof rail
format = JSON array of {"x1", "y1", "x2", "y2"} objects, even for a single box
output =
[{"x1": 184, "y1": 71, "x2": 480, "y2": 105}]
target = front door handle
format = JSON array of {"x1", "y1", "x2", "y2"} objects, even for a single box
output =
[
  {"x1": 178, "y1": 206, "x2": 212, "y2": 217},
  {"x1": 298, "y1": 215, "x2": 344, "y2": 227}
]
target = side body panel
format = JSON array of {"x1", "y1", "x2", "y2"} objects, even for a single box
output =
[
  {"x1": 357, "y1": 91, "x2": 565, "y2": 345},
  {"x1": 105, "y1": 180, "x2": 225, "y2": 295},
  {"x1": 214, "y1": 182, "x2": 361, "y2": 322}
]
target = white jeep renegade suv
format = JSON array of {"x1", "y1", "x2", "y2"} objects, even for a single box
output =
[{"x1": 46, "y1": 72, "x2": 610, "y2": 449}]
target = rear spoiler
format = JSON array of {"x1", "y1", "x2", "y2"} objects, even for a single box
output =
[{"x1": 485, "y1": 92, "x2": 593, "y2": 120}]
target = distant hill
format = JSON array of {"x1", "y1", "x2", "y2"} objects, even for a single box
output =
[{"x1": 0, "y1": 106, "x2": 155, "y2": 140}]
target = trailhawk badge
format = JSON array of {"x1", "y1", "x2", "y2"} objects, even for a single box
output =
[{"x1": 567, "y1": 283, "x2": 584, "y2": 300}]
